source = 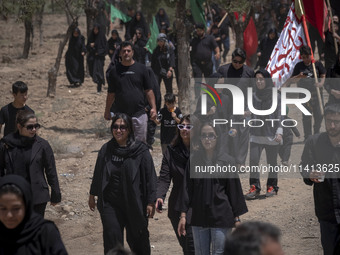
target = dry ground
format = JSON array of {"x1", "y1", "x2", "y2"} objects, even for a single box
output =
[{"x1": 0, "y1": 13, "x2": 324, "y2": 254}]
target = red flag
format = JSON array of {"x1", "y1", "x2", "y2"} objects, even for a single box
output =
[
  {"x1": 302, "y1": 0, "x2": 326, "y2": 38},
  {"x1": 243, "y1": 17, "x2": 258, "y2": 66}
]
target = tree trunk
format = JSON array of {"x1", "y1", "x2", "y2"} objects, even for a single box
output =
[
  {"x1": 175, "y1": 0, "x2": 192, "y2": 114},
  {"x1": 36, "y1": 2, "x2": 45, "y2": 47},
  {"x1": 66, "y1": 10, "x2": 72, "y2": 25},
  {"x1": 136, "y1": 0, "x2": 142, "y2": 12},
  {"x1": 47, "y1": 20, "x2": 78, "y2": 97},
  {"x1": 23, "y1": 18, "x2": 32, "y2": 59}
]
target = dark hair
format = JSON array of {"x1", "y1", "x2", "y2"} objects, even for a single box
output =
[
  {"x1": 164, "y1": 93, "x2": 176, "y2": 103},
  {"x1": 0, "y1": 184, "x2": 24, "y2": 200},
  {"x1": 120, "y1": 41, "x2": 134, "y2": 50},
  {"x1": 171, "y1": 114, "x2": 190, "y2": 147},
  {"x1": 16, "y1": 109, "x2": 36, "y2": 127},
  {"x1": 195, "y1": 23, "x2": 205, "y2": 30},
  {"x1": 111, "y1": 30, "x2": 119, "y2": 36},
  {"x1": 299, "y1": 45, "x2": 312, "y2": 56},
  {"x1": 324, "y1": 103, "x2": 340, "y2": 116},
  {"x1": 232, "y1": 48, "x2": 246, "y2": 61},
  {"x1": 110, "y1": 113, "x2": 135, "y2": 145},
  {"x1": 12, "y1": 81, "x2": 28, "y2": 94},
  {"x1": 224, "y1": 221, "x2": 281, "y2": 255},
  {"x1": 211, "y1": 24, "x2": 219, "y2": 30}
]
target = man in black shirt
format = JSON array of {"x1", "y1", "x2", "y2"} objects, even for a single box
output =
[
  {"x1": 191, "y1": 23, "x2": 220, "y2": 97},
  {"x1": 289, "y1": 45, "x2": 326, "y2": 141},
  {"x1": 104, "y1": 41, "x2": 157, "y2": 143},
  {"x1": 217, "y1": 48, "x2": 254, "y2": 168},
  {"x1": 300, "y1": 103, "x2": 340, "y2": 255},
  {"x1": 0, "y1": 81, "x2": 34, "y2": 137}
]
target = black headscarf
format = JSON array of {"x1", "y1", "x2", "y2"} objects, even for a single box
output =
[
  {"x1": 67, "y1": 27, "x2": 83, "y2": 56},
  {"x1": 0, "y1": 175, "x2": 45, "y2": 252},
  {"x1": 254, "y1": 69, "x2": 274, "y2": 101},
  {"x1": 129, "y1": 11, "x2": 149, "y2": 39},
  {"x1": 87, "y1": 23, "x2": 108, "y2": 57},
  {"x1": 155, "y1": 8, "x2": 170, "y2": 31}
]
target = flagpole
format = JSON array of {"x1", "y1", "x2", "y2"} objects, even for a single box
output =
[
  {"x1": 297, "y1": 0, "x2": 324, "y2": 115},
  {"x1": 326, "y1": 0, "x2": 339, "y2": 54},
  {"x1": 218, "y1": 12, "x2": 229, "y2": 28}
]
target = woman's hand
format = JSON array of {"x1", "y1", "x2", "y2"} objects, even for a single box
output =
[
  {"x1": 156, "y1": 198, "x2": 163, "y2": 213},
  {"x1": 147, "y1": 204, "x2": 155, "y2": 218},
  {"x1": 167, "y1": 70, "x2": 172, "y2": 79},
  {"x1": 178, "y1": 214, "x2": 186, "y2": 237},
  {"x1": 88, "y1": 195, "x2": 96, "y2": 211},
  {"x1": 274, "y1": 134, "x2": 282, "y2": 143}
]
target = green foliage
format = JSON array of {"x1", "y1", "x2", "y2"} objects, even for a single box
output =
[{"x1": 211, "y1": 0, "x2": 252, "y2": 14}]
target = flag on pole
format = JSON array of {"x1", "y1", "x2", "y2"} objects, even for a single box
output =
[
  {"x1": 145, "y1": 17, "x2": 159, "y2": 54},
  {"x1": 302, "y1": 0, "x2": 326, "y2": 39},
  {"x1": 190, "y1": 0, "x2": 206, "y2": 27},
  {"x1": 243, "y1": 17, "x2": 258, "y2": 66},
  {"x1": 266, "y1": 3, "x2": 306, "y2": 87},
  {"x1": 110, "y1": 4, "x2": 131, "y2": 23}
]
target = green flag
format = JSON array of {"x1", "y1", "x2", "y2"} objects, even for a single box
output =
[
  {"x1": 190, "y1": 0, "x2": 206, "y2": 27},
  {"x1": 145, "y1": 17, "x2": 159, "y2": 54},
  {"x1": 110, "y1": 4, "x2": 131, "y2": 23}
]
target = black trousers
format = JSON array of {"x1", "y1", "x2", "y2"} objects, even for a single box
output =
[
  {"x1": 192, "y1": 60, "x2": 213, "y2": 98},
  {"x1": 34, "y1": 203, "x2": 47, "y2": 217},
  {"x1": 302, "y1": 96, "x2": 323, "y2": 140},
  {"x1": 146, "y1": 118, "x2": 157, "y2": 148},
  {"x1": 169, "y1": 213, "x2": 195, "y2": 255},
  {"x1": 249, "y1": 143, "x2": 280, "y2": 191},
  {"x1": 319, "y1": 220, "x2": 340, "y2": 255},
  {"x1": 100, "y1": 202, "x2": 151, "y2": 255},
  {"x1": 155, "y1": 74, "x2": 173, "y2": 95},
  {"x1": 279, "y1": 132, "x2": 293, "y2": 162}
]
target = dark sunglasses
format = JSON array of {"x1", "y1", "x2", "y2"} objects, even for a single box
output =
[
  {"x1": 112, "y1": 124, "x2": 128, "y2": 131},
  {"x1": 232, "y1": 59, "x2": 244, "y2": 64},
  {"x1": 24, "y1": 123, "x2": 41, "y2": 130},
  {"x1": 200, "y1": 132, "x2": 217, "y2": 140},
  {"x1": 177, "y1": 124, "x2": 193, "y2": 130}
]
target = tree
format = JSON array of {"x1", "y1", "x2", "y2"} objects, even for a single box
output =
[{"x1": 47, "y1": 0, "x2": 82, "y2": 97}]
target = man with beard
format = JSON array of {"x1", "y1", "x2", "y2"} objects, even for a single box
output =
[
  {"x1": 104, "y1": 41, "x2": 157, "y2": 144},
  {"x1": 300, "y1": 103, "x2": 340, "y2": 255}
]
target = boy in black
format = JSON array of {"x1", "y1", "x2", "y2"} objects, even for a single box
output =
[
  {"x1": 0, "y1": 81, "x2": 34, "y2": 137},
  {"x1": 154, "y1": 94, "x2": 182, "y2": 154}
]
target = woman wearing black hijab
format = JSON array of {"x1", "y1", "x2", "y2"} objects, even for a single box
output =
[
  {"x1": 89, "y1": 113, "x2": 157, "y2": 255},
  {"x1": 127, "y1": 11, "x2": 149, "y2": 41},
  {"x1": 244, "y1": 69, "x2": 283, "y2": 200},
  {"x1": 133, "y1": 28, "x2": 148, "y2": 64},
  {"x1": 107, "y1": 30, "x2": 122, "y2": 60},
  {"x1": 87, "y1": 24, "x2": 108, "y2": 93},
  {"x1": 155, "y1": 8, "x2": 170, "y2": 33},
  {"x1": 256, "y1": 28, "x2": 279, "y2": 69},
  {"x1": 0, "y1": 110, "x2": 61, "y2": 217},
  {"x1": 0, "y1": 175, "x2": 67, "y2": 254},
  {"x1": 65, "y1": 27, "x2": 86, "y2": 87}
]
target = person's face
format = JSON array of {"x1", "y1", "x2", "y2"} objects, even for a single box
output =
[
  {"x1": 136, "y1": 31, "x2": 142, "y2": 38},
  {"x1": 178, "y1": 120, "x2": 192, "y2": 142},
  {"x1": 73, "y1": 31, "x2": 79, "y2": 37},
  {"x1": 200, "y1": 125, "x2": 217, "y2": 151},
  {"x1": 120, "y1": 46, "x2": 134, "y2": 62},
  {"x1": 325, "y1": 113, "x2": 340, "y2": 137},
  {"x1": 136, "y1": 13, "x2": 141, "y2": 21},
  {"x1": 0, "y1": 193, "x2": 25, "y2": 230},
  {"x1": 212, "y1": 28, "x2": 218, "y2": 35},
  {"x1": 301, "y1": 54, "x2": 311, "y2": 65},
  {"x1": 196, "y1": 28, "x2": 204, "y2": 37},
  {"x1": 93, "y1": 27, "x2": 99, "y2": 34},
  {"x1": 334, "y1": 16, "x2": 339, "y2": 23},
  {"x1": 111, "y1": 33, "x2": 117, "y2": 40},
  {"x1": 159, "y1": 9, "x2": 164, "y2": 15},
  {"x1": 261, "y1": 239, "x2": 284, "y2": 255},
  {"x1": 256, "y1": 73, "x2": 266, "y2": 90},
  {"x1": 165, "y1": 102, "x2": 175, "y2": 111},
  {"x1": 157, "y1": 40, "x2": 165, "y2": 47},
  {"x1": 18, "y1": 118, "x2": 39, "y2": 138},
  {"x1": 13, "y1": 91, "x2": 28, "y2": 105},
  {"x1": 112, "y1": 118, "x2": 129, "y2": 146},
  {"x1": 232, "y1": 56, "x2": 244, "y2": 70},
  {"x1": 269, "y1": 32, "x2": 276, "y2": 40}
]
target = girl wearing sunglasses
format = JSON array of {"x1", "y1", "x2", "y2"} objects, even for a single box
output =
[
  {"x1": 178, "y1": 122, "x2": 248, "y2": 255},
  {"x1": 156, "y1": 114, "x2": 195, "y2": 254},
  {"x1": 89, "y1": 113, "x2": 157, "y2": 254},
  {"x1": 0, "y1": 110, "x2": 61, "y2": 217}
]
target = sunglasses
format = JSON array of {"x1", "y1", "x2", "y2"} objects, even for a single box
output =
[
  {"x1": 24, "y1": 123, "x2": 41, "y2": 131},
  {"x1": 200, "y1": 132, "x2": 217, "y2": 140},
  {"x1": 177, "y1": 124, "x2": 193, "y2": 130},
  {"x1": 112, "y1": 124, "x2": 128, "y2": 131},
  {"x1": 232, "y1": 59, "x2": 244, "y2": 64}
]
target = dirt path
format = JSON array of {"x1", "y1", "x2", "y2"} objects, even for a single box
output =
[{"x1": 0, "y1": 14, "x2": 323, "y2": 254}]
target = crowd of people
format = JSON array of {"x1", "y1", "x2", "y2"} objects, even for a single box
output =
[{"x1": 1, "y1": 0, "x2": 340, "y2": 254}]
